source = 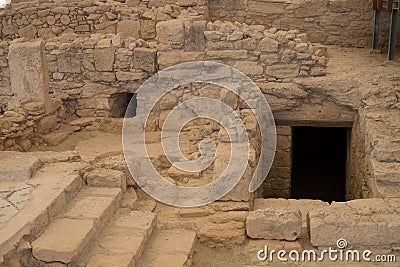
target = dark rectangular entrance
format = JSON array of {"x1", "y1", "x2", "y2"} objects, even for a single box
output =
[{"x1": 291, "y1": 126, "x2": 349, "y2": 202}]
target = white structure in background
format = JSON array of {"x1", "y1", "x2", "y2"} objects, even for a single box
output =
[{"x1": 0, "y1": 0, "x2": 10, "y2": 8}]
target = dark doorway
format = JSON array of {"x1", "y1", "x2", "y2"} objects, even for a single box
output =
[
  {"x1": 109, "y1": 93, "x2": 136, "y2": 118},
  {"x1": 291, "y1": 127, "x2": 348, "y2": 202}
]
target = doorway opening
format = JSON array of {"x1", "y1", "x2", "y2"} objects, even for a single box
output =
[
  {"x1": 291, "y1": 126, "x2": 349, "y2": 202},
  {"x1": 108, "y1": 93, "x2": 136, "y2": 118}
]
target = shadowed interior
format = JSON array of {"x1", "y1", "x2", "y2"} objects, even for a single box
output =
[{"x1": 291, "y1": 126, "x2": 349, "y2": 202}]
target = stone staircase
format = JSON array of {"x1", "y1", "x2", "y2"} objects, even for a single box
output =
[
  {"x1": 31, "y1": 187, "x2": 122, "y2": 265},
  {"x1": 137, "y1": 229, "x2": 197, "y2": 267},
  {"x1": 28, "y1": 168, "x2": 197, "y2": 267}
]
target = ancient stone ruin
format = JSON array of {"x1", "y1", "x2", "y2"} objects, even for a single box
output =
[{"x1": 0, "y1": 0, "x2": 399, "y2": 266}]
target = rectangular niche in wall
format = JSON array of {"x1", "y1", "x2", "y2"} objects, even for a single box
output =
[
  {"x1": 291, "y1": 126, "x2": 349, "y2": 202},
  {"x1": 108, "y1": 93, "x2": 136, "y2": 118}
]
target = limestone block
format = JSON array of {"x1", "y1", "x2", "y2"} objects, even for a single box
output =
[
  {"x1": 18, "y1": 25, "x2": 37, "y2": 39},
  {"x1": 159, "y1": 93, "x2": 178, "y2": 110},
  {"x1": 233, "y1": 61, "x2": 263, "y2": 76},
  {"x1": 259, "y1": 37, "x2": 279, "y2": 52},
  {"x1": 156, "y1": 19, "x2": 185, "y2": 50},
  {"x1": 308, "y1": 199, "x2": 400, "y2": 247},
  {"x1": 62, "y1": 196, "x2": 117, "y2": 229},
  {"x1": 126, "y1": 0, "x2": 140, "y2": 6},
  {"x1": 139, "y1": 229, "x2": 197, "y2": 266},
  {"x1": 248, "y1": 0, "x2": 292, "y2": 15},
  {"x1": 157, "y1": 51, "x2": 205, "y2": 69},
  {"x1": 41, "y1": 132, "x2": 69, "y2": 146},
  {"x1": 32, "y1": 218, "x2": 96, "y2": 264},
  {"x1": 198, "y1": 212, "x2": 247, "y2": 245},
  {"x1": 114, "y1": 211, "x2": 156, "y2": 238},
  {"x1": 87, "y1": 254, "x2": 135, "y2": 267},
  {"x1": 38, "y1": 28, "x2": 56, "y2": 39},
  {"x1": 116, "y1": 71, "x2": 147, "y2": 81},
  {"x1": 52, "y1": 7, "x2": 69, "y2": 15},
  {"x1": 94, "y1": 47, "x2": 115, "y2": 71},
  {"x1": 8, "y1": 39, "x2": 49, "y2": 102},
  {"x1": 58, "y1": 52, "x2": 81, "y2": 73},
  {"x1": 85, "y1": 168, "x2": 127, "y2": 190},
  {"x1": 206, "y1": 50, "x2": 248, "y2": 59},
  {"x1": 185, "y1": 21, "x2": 206, "y2": 52},
  {"x1": 117, "y1": 20, "x2": 140, "y2": 38},
  {"x1": 84, "y1": 71, "x2": 116, "y2": 82},
  {"x1": 260, "y1": 53, "x2": 279, "y2": 65},
  {"x1": 134, "y1": 48, "x2": 157, "y2": 73},
  {"x1": 140, "y1": 20, "x2": 156, "y2": 39},
  {"x1": 265, "y1": 64, "x2": 300, "y2": 78},
  {"x1": 37, "y1": 114, "x2": 58, "y2": 134},
  {"x1": 78, "y1": 98, "x2": 109, "y2": 110},
  {"x1": 258, "y1": 82, "x2": 306, "y2": 112},
  {"x1": 246, "y1": 209, "x2": 301, "y2": 241},
  {"x1": 178, "y1": 0, "x2": 198, "y2": 6}
]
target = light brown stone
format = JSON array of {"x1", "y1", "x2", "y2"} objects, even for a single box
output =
[
  {"x1": 87, "y1": 254, "x2": 135, "y2": 267},
  {"x1": 32, "y1": 218, "x2": 96, "y2": 264},
  {"x1": 94, "y1": 48, "x2": 115, "y2": 71},
  {"x1": 246, "y1": 209, "x2": 301, "y2": 241},
  {"x1": 133, "y1": 48, "x2": 157, "y2": 72},
  {"x1": 259, "y1": 37, "x2": 279, "y2": 52},
  {"x1": 85, "y1": 169, "x2": 127, "y2": 190},
  {"x1": 117, "y1": 20, "x2": 140, "y2": 38},
  {"x1": 114, "y1": 211, "x2": 156, "y2": 238},
  {"x1": 18, "y1": 25, "x2": 37, "y2": 39},
  {"x1": 139, "y1": 229, "x2": 196, "y2": 267},
  {"x1": 156, "y1": 19, "x2": 185, "y2": 50},
  {"x1": 8, "y1": 40, "x2": 49, "y2": 102},
  {"x1": 58, "y1": 52, "x2": 81, "y2": 73},
  {"x1": 62, "y1": 196, "x2": 117, "y2": 228},
  {"x1": 0, "y1": 152, "x2": 41, "y2": 181}
]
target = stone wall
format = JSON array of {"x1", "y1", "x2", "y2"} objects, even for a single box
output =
[
  {"x1": 0, "y1": 97, "x2": 66, "y2": 151},
  {"x1": 347, "y1": 113, "x2": 374, "y2": 199},
  {"x1": 0, "y1": 0, "x2": 397, "y2": 49},
  {"x1": 0, "y1": 41, "x2": 11, "y2": 113},
  {"x1": 0, "y1": 0, "x2": 206, "y2": 41},
  {"x1": 263, "y1": 126, "x2": 292, "y2": 198},
  {"x1": 158, "y1": 20, "x2": 328, "y2": 77},
  {"x1": 44, "y1": 33, "x2": 157, "y2": 117},
  {"x1": 207, "y1": 0, "x2": 398, "y2": 48},
  {"x1": 33, "y1": 20, "x2": 328, "y2": 118}
]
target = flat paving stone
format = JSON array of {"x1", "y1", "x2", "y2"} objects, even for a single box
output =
[
  {"x1": 0, "y1": 202, "x2": 18, "y2": 229},
  {"x1": 0, "y1": 152, "x2": 41, "y2": 181}
]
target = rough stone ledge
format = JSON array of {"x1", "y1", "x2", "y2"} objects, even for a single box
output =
[{"x1": 308, "y1": 198, "x2": 400, "y2": 248}]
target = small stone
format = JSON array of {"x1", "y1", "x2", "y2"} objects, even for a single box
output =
[{"x1": 259, "y1": 37, "x2": 279, "y2": 52}]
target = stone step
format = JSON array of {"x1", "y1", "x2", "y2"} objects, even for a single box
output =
[
  {"x1": 0, "y1": 151, "x2": 41, "y2": 181},
  {"x1": 79, "y1": 209, "x2": 157, "y2": 267},
  {"x1": 85, "y1": 168, "x2": 127, "y2": 191},
  {"x1": 137, "y1": 228, "x2": 197, "y2": 267},
  {"x1": 31, "y1": 187, "x2": 122, "y2": 265}
]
